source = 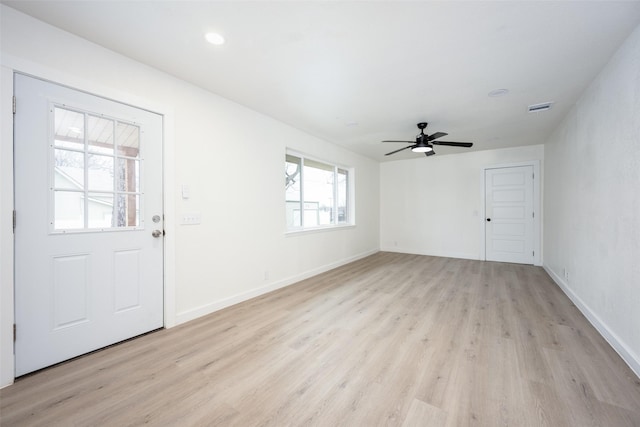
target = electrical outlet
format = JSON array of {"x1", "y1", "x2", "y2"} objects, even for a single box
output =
[{"x1": 181, "y1": 212, "x2": 201, "y2": 225}]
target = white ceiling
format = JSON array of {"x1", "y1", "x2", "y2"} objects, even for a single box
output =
[{"x1": 4, "y1": 1, "x2": 640, "y2": 161}]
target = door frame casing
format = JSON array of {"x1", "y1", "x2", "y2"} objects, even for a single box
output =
[
  {"x1": 1, "y1": 66, "x2": 15, "y2": 388},
  {"x1": 0, "y1": 68, "x2": 177, "y2": 388},
  {"x1": 480, "y1": 160, "x2": 542, "y2": 266}
]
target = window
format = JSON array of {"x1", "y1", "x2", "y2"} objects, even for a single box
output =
[
  {"x1": 285, "y1": 152, "x2": 352, "y2": 231},
  {"x1": 51, "y1": 105, "x2": 142, "y2": 232}
]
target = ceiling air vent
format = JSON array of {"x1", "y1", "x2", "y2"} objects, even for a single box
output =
[{"x1": 528, "y1": 102, "x2": 554, "y2": 113}]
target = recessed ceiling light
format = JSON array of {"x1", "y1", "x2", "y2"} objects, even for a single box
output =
[
  {"x1": 205, "y1": 32, "x2": 225, "y2": 45},
  {"x1": 488, "y1": 88, "x2": 509, "y2": 97}
]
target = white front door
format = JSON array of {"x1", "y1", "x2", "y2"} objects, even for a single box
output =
[
  {"x1": 485, "y1": 165, "x2": 534, "y2": 264},
  {"x1": 14, "y1": 74, "x2": 164, "y2": 376}
]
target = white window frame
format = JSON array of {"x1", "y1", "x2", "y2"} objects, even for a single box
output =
[{"x1": 285, "y1": 150, "x2": 354, "y2": 233}]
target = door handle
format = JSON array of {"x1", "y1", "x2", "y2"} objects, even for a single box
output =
[
  {"x1": 152, "y1": 230, "x2": 162, "y2": 238},
  {"x1": 486, "y1": 218, "x2": 491, "y2": 222}
]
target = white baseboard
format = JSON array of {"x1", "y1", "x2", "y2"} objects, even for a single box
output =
[
  {"x1": 175, "y1": 248, "x2": 379, "y2": 326},
  {"x1": 379, "y1": 246, "x2": 480, "y2": 261},
  {"x1": 543, "y1": 265, "x2": 640, "y2": 379}
]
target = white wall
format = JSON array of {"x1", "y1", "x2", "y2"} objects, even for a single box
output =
[
  {"x1": 380, "y1": 145, "x2": 543, "y2": 260},
  {"x1": 165, "y1": 78, "x2": 379, "y2": 323},
  {"x1": 544, "y1": 24, "x2": 640, "y2": 377},
  {"x1": 0, "y1": 5, "x2": 379, "y2": 387}
]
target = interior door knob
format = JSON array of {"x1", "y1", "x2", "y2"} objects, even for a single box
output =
[
  {"x1": 486, "y1": 218, "x2": 491, "y2": 222},
  {"x1": 152, "y1": 230, "x2": 162, "y2": 238}
]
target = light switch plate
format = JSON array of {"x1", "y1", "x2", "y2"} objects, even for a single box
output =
[{"x1": 181, "y1": 184, "x2": 190, "y2": 199}]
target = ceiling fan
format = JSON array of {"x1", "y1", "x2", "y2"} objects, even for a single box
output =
[{"x1": 383, "y1": 122, "x2": 473, "y2": 157}]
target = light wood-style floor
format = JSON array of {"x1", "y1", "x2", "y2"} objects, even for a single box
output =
[{"x1": 2, "y1": 252, "x2": 640, "y2": 426}]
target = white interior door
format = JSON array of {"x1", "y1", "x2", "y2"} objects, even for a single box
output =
[
  {"x1": 14, "y1": 74, "x2": 164, "y2": 376},
  {"x1": 485, "y1": 165, "x2": 534, "y2": 264}
]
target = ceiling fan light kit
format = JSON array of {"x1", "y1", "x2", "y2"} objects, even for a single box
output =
[
  {"x1": 411, "y1": 145, "x2": 433, "y2": 153},
  {"x1": 382, "y1": 122, "x2": 473, "y2": 157}
]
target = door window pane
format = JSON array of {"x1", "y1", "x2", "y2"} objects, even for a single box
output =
[
  {"x1": 54, "y1": 149, "x2": 84, "y2": 190},
  {"x1": 54, "y1": 190, "x2": 84, "y2": 229},
  {"x1": 116, "y1": 194, "x2": 140, "y2": 227},
  {"x1": 88, "y1": 155, "x2": 114, "y2": 191},
  {"x1": 88, "y1": 115, "x2": 114, "y2": 155},
  {"x1": 117, "y1": 158, "x2": 139, "y2": 192},
  {"x1": 117, "y1": 122, "x2": 140, "y2": 158},
  {"x1": 54, "y1": 107, "x2": 84, "y2": 151},
  {"x1": 87, "y1": 193, "x2": 114, "y2": 228}
]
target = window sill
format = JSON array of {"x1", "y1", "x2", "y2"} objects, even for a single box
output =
[{"x1": 285, "y1": 224, "x2": 356, "y2": 237}]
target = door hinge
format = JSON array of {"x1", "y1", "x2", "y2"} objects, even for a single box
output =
[
  {"x1": 12, "y1": 210, "x2": 16, "y2": 232},
  {"x1": 12, "y1": 96, "x2": 16, "y2": 114},
  {"x1": 533, "y1": 251, "x2": 535, "y2": 257},
  {"x1": 13, "y1": 324, "x2": 16, "y2": 342},
  {"x1": 532, "y1": 212, "x2": 535, "y2": 218}
]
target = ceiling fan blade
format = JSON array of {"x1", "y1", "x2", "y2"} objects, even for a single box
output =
[
  {"x1": 428, "y1": 132, "x2": 448, "y2": 141},
  {"x1": 431, "y1": 141, "x2": 473, "y2": 147},
  {"x1": 385, "y1": 145, "x2": 414, "y2": 156},
  {"x1": 382, "y1": 140, "x2": 414, "y2": 143},
  {"x1": 425, "y1": 150, "x2": 436, "y2": 157}
]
